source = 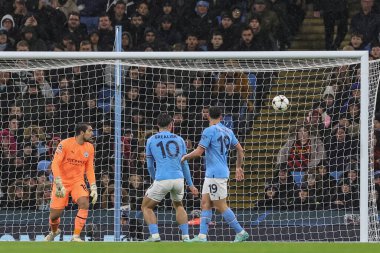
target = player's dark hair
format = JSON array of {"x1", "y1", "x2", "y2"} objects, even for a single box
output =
[
  {"x1": 75, "y1": 123, "x2": 91, "y2": 136},
  {"x1": 208, "y1": 106, "x2": 222, "y2": 119},
  {"x1": 157, "y1": 113, "x2": 172, "y2": 128}
]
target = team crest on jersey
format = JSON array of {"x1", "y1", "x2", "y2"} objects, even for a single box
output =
[
  {"x1": 84, "y1": 152, "x2": 89, "y2": 158},
  {"x1": 56, "y1": 144, "x2": 63, "y2": 154}
]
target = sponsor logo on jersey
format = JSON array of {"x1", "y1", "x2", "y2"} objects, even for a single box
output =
[{"x1": 84, "y1": 152, "x2": 89, "y2": 158}]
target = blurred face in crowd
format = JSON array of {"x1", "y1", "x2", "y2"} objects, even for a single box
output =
[
  {"x1": 34, "y1": 69, "x2": 45, "y2": 83},
  {"x1": 23, "y1": 144, "x2": 32, "y2": 156},
  {"x1": 60, "y1": 90, "x2": 70, "y2": 103},
  {"x1": 90, "y1": 33, "x2": 99, "y2": 44},
  {"x1": 196, "y1": 4, "x2": 208, "y2": 15},
  {"x1": 24, "y1": 31, "x2": 33, "y2": 41},
  {"x1": 0, "y1": 34, "x2": 7, "y2": 44},
  {"x1": 249, "y1": 19, "x2": 260, "y2": 32},
  {"x1": 278, "y1": 170, "x2": 287, "y2": 181},
  {"x1": 211, "y1": 34, "x2": 223, "y2": 49},
  {"x1": 341, "y1": 184, "x2": 350, "y2": 193},
  {"x1": 202, "y1": 107, "x2": 209, "y2": 120},
  {"x1": 163, "y1": 5, "x2": 173, "y2": 14},
  {"x1": 186, "y1": 35, "x2": 198, "y2": 49},
  {"x1": 221, "y1": 17, "x2": 232, "y2": 29},
  {"x1": 166, "y1": 82, "x2": 176, "y2": 96},
  {"x1": 10, "y1": 106, "x2": 22, "y2": 117},
  {"x1": 352, "y1": 89, "x2": 360, "y2": 99},
  {"x1": 232, "y1": 8, "x2": 241, "y2": 19},
  {"x1": 114, "y1": 3, "x2": 126, "y2": 17},
  {"x1": 68, "y1": 14, "x2": 80, "y2": 29},
  {"x1": 371, "y1": 46, "x2": 380, "y2": 59},
  {"x1": 2, "y1": 19, "x2": 13, "y2": 31},
  {"x1": 225, "y1": 82, "x2": 234, "y2": 94},
  {"x1": 127, "y1": 87, "x2": 139, "y2": 100},
  {"x1": 351, "y1": 35, "x2": 363, "y2": 48},
  {"x1": 241, "y1": 29, "x2": 253, "y2": 44},
  {"x1": 299, "y1": 190, "x2": 308, "y2": 201},
  {"x1": 129, "y1": 175, "x2": 142, "y2": 189},
  {"x1": 253, "y1": 3, "x2": 266, "y2": 13},
  {"x1": 99, "y1": 16, "x2": 112, "y2": 30},
  {"x1": 349, "y1": 104, "x2": 359, "y2": 117},
  {"x1": 297, "y1": 127, "x2": 309, "y2": 144},
  {"x1": 101, "y1": 174, "x2": 110, "y2": 187},
  {"x1": 176, "y1": 95, "x2": 187, "y2": 111},
  {"x1": 161, "y1": 20, "x2": 172, "y2": 31},
  {"x1": 137, "y1": 3, "x2": 149, "y2": 16},
  {"x1": 317, "y1": 166, "x2": 327, "y2": 175},
  {"x1": 266, "y1": 188, "x2": 276, "y2": 198},
  {"x1": 45, "y1": 103, "x2": 55, "y2": 114},
  {"x1": 122, "y1": 33, "x2": 130, "y2": 48},
  {"x1": 129, "y1": 68, "x2": 139, "y2": 79},
  {"x1": 324, "y1": 94, "x2": 334, "y2": 107},
  {"x1": 59, "y1": 77, "x2": 70, "y2": 89},
  {"x1": 145, "y1": 31, "x2": 156, "y2": 43},
  {"x1": 361, "y1": 0, "x2": 374, "y2": 12},
  {"x1": 0, "y1": 72, "x2": 10, "y2": 84},
  {"x1": 14, "y1": 0, "x2": 27, "y2": 13},
  {"x1": 131, "y1": 16, "x2": 143, "y2": 27},
  {"x1": 154, "y1": 82, "x2": 167, "y2": 98},
  {"x1": 173, "y1": 113, "x2": 183, "y2": 125},
  {"x1": 8, "y1": 118, "x2": 18, "y2": 131},
  {"x1": 335, "y1": 128, "x2": 346, "y2": 142},
  {"x1": 86, "y1": 98, "x2": 96, "y2": 108},
  {"x1": 80, "y1": 43, "x2": 92, "y2": 51},
  {"x1": 307, "y1": 176, "x2": 316, "y2": 187},
  {"x1": 16, "y1": 43, "x2": 29, "y2": 51}
]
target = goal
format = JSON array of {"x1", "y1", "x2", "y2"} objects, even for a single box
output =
[{"x1": 0, "y1": 51, "x2": 377, "y2": 242}]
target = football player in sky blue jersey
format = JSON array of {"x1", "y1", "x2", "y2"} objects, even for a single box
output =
[
  {"x1": 181, "y1": 106, "x2": 249, "y2": 242},
  {"x1": 142, "y1": 113, "x2": 199, "y2": 242}
]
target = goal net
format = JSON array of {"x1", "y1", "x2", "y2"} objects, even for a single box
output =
[{"x1": 0, "y1": 52, "x2": 377, "y2": 242}]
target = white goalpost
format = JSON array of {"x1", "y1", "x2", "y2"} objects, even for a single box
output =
[{"x1": 0, "y1": 51, "x2": 377, "y2": 242}]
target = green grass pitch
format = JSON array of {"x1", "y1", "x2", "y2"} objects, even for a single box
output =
[{"x1": 1, "y1": 242, "x2": 379, "y2": 253}]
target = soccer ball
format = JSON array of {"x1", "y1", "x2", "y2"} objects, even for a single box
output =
[{"x1": 272, "y1": 95, "x2": 289, "y2": 111}]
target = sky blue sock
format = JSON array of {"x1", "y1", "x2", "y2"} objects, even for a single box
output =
[
  {"x1": 148, "y1": 224, "x2": 158, "y2": 235},
  {"x1": 222, "y1": 208, "x2": 243, "y2": 234},
  {"x1": 200, "y1": 210, "x2": 212, "y2": 235},
  {"x1": 179, "y1": 223, "x2": 189, "y2": 235}
]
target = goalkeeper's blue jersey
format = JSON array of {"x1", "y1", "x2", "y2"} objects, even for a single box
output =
[
  {"x1": 198, "y1": 122, "x2": 239, "y2": 179},
  {"x1": 146, "y1": 131, "x2": 188, "y2": 181}
]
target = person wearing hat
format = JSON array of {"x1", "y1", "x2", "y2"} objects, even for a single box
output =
[
  {"x1": 21, "y1": 25, "x2": 47, "y2": 51},
  {"x1": 1, "y1": 14, "x2": 19, "y2": 43},
  {"x1": 247, "y1": 14, "x2": 276, "y2": 50},
  {"x1": 0, "y1": 29, "x2": 13, "y2": 51},
  {"x1": 157, "y1": 14, "x2": 181, "y2": 47},
  {"x1": 182, "y1": 1, "x2": 213, "y2": 45}
]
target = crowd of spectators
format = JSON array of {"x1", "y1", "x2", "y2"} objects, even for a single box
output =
[{"x1": 1, "y1": 0, "x2": 380, "y2": 218}]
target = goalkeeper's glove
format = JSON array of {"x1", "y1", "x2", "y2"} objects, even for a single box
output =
[
  {"x1": 90, "y1": 184, "x2": 98, "y2": 205},
  {"x1": 54, "y1": 176, "x2": 66, "y2": 198}
]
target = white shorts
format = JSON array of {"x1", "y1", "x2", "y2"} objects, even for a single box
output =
[
  {"x1": 202, "y1": 178, "x2": 228, "y2": 201},
  {"x1": 145, "y1": 178, "x2": 184, "y2": 202}
]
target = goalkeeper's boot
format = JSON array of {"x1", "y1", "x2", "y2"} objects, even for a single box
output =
[
  {"x1": 233, "y1": 230, "x2": 249, "y2": 243},
  {"x1": 71, "y1": 235, "x2": 84, "y2": 242},
  {"x1": 44, "y1": 229, "x2": 61, "y2": 241},
  {"x1": 190, "y1": 235, "x2": 207, "y2": 242},
  {"x1": 144, "y1": 236, "x2": 161, "y2": 242}
]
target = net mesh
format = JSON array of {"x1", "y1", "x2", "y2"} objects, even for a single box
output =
[{"x1": 0, "y1": 57, "x2": 378, "y2": 242}]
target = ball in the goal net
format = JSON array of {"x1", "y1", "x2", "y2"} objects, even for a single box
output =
[{"x1": 272, "y1": 95, "x2": 289, "y2": 111}]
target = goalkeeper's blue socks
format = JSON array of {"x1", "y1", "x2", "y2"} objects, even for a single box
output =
[
  {"x1": 199, "y1": 210, "x2": 212, "y2": 236},
  {"x1": 222, "y1": 208, "x2": 243, "y2": 234},
  {"x1": 148, "y1": 224, "x2": 159, "y2": 238}
]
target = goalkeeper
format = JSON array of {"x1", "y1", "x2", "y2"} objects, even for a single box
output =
[{"x1": 45, "y1": 123, "x2": 97, "y2": 242}]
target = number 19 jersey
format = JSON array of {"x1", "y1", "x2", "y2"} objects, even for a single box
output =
[
  {"x1": 199, "y1": 123, "x2": 239, "y2": 178},
  {"x1": 146, "y1": 131, "x2": 187, "y2": 181}
]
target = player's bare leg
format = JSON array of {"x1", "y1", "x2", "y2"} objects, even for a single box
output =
[
  {"x1": 213, "y1": 198, "x2": 249, "y2": 243},
  {"x1": 142, "y1": 197, "x2": 161, "y2": 242},
  {"x1": 191, "y1": 194, "x2": 212, "y2": 242},
  {"x1": 172, "y1": 201, "x2": 190, "y2": 242},
  {"x1": 71, "y1": 196, "x2": 89, "y2": 242},
  {"x1": 45, "y1": 208, "x2": 64, "y2": 241}
]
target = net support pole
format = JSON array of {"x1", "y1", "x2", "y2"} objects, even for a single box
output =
[
  {"x1": 114, "y1": 25, "x2": 122, "y2": 242},
  {"x1": 360, "y1": 52, "x2": 369, "y2": 242}
]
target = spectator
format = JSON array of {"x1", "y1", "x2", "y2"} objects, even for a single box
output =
[
  {"x1": 89, "y1": 30, "x2": 100, "y2": 51},
  {"x1": 61, "y1": 12, "x2": 88, "y2": 49},
  {"x1": 76, "y1": 0, "x2": 108, "y2": 33},
  {"x1": 230, "y1": 4, "x2": 246, "y2": 25},
  {"x1": 12, "y1": 0, "x2": 28, "y2": 30},
  {"x1": 51, "y1": 0, "x2": 79, "y2": 19},
  {"x1": 1, "y1": 14, "x2": 19, "y2": 43},
  {"x1": 268, "y1": 163, "x2": 296, "y2": 208},
  {"x1": 183, "y1": 32, "x2": 203, "y2": 51},
  {"x1": 207, "y1": 30, "x2": 227, "y2": 51},
  {"x1": 330, "y1": 179, "x2": 359, "y2": 209},
  {"x1": 277, "y1": 122, "x2": 325, "y2": 171},
  {"x1": 306, "y1": 109, "x2": 331, "y2": 141},
  {"x1": 0, "y1": 72, "x2": 20, "y2": 119},
  {"x1": 233, "y1": 26, "x2": 264, "y2": 51},
  {"x1": 127, "y1": 13, "x2": 145, "y2": 47},
  {"x1": 291, "y1": 188, "x2": 317, "y2": 211},
  {"x1": 248, "y1": 15, "x2": 276, "y2": 50},
  {"x1": 121, "y1": 31, "x2": 133, "y2": 51},
  {"x1": 348, "y1": 32, "x2": 365, "y2": 50},
  {"x1": 79, "y1": 94, "x2": 104, "y2": 132},
  {"x1": 370, "y1": 41, "x2": 380, "y2": 60},
  {"x1": 101, "y1": 184, "x2": 128, "y2": 209},
  {"x1": 33, "y1": 69, "x2": 54, "y2": 99},
  {"x1": 325, "y1": 126, "x2": 358, "y2": 172},
  {"x1": 0, "y1": 29, "x2": 13, "y2": 51},
  {"x1": 301, "y1": 173, "x2": 323, "y2": 205},
  {"x1": 351, "y1": 0, "x2": 380, "y2": 47},
  {"x1": 35, "y1": 181, "x2": 51, "y2": 210},
  {"x1": 156, "y1": 15, "x2": 182, "y2": 47},
  {"x1": 182, "y1": 1, "x2": 214, "y2": 44},
  {"x1": 139, "y1": 26, "x2": 169, "y2": 51},
  {"x1": 20, "y1": 26, "x2": 47, "y2": 51},
  {"x1": 135, "y1": 1, "x2": 152, "y2": 26},
  {"x1": 97, "y1": 13, "x2": 114, "y2": 51},
  {"x1": 255, "y1": 185, "x2": 281, "y2": 210},
  {"x1": 6, "y1": 179, "x2": 34, "y2": 209},
  {"x1": 55, "y1": 89, "x2": 78, "y2": 137},
  {"x1": 313, "y1": 0, "x2": 348, "y2": 50},
  {"x1": 20, "y1": 79, "x2": 46, "y2": 125},
  {"x1": 315, "y1": 163, "x2": 336, "y2": 208},
  {"x1": 108, "y1": 0, "x2": 129, "y2": 30},
  {"x1": 23, "y1": 124, "x2": 47, "y2": 156}
]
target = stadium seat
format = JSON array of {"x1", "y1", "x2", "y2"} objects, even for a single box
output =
[
  {"x1": 330, "y1": 171, "x2": 344, "y2": 182},
  {"x1": 291, "y1": 171, "x2": 305, "y2": 187}
]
